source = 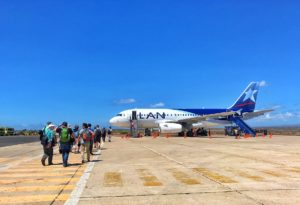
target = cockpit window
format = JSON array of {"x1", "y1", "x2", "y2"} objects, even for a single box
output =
[{"x1": 116, "y1": 114, "x2": 122, "y2": 116}]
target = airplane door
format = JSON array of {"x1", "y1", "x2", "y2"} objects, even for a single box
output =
[
  {"x1": 131, "y1": 110, "x2": 138, "y2": 138},
  {"x1": 132, "y1": 110, "x2": 137, "y2": 120}
]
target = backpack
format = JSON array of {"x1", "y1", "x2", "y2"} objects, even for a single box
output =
[
  {"x1": 73, "y1": 129, "x2": 79, "y2": 138},
  {"x1": 95, "y1": 128, "x2": 101, "y2": 136},
  {"x1": 60, "y1": 128, "x2": 70, "y2": 143},
  {"x1": 40, "y1": 127, "x2": 48, "y2": 145},
  {"x1": 39, "y1": 130, "x2": 44, "y2": 141},
  {"x1": 102, "y1": 128, "x2": 106, "y2": 136},
  {"x1": 82, "y1": 129, "x2": 92, "y2": 141}
]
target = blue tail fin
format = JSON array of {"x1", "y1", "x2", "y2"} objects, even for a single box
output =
[{"x1": 228, "y1": 82, "x2": 260, "y2": 113}]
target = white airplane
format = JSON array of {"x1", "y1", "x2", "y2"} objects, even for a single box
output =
[{"x1": 109, "y1": 82, "x2": 273, "y2": 136}]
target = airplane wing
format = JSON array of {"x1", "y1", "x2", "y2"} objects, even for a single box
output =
[
  {"x1": 167, "y1": 109, "x2": 273, "y2": 124},
  {"x1": 242, "y1": 109, "x2": 274, "y2": 120},
  {"x1": 170, "y1": 111, "x2": 236, "y2": 124}
]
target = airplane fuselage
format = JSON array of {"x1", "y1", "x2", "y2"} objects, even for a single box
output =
[
  {"x1": 109, "y1": 82, "x2": 271, "y2": 136},
  {"x1": 109, "y1": 108, "x2": 231, "y2": 129}
]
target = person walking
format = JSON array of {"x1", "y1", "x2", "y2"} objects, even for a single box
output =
[
  {"x1": 108, "y1": 126, "x2": 112, "y2": 142},
  {"x1": 80, "y1": 123, "x2": 93, "y2": 163},
  {"x1": 88, "y1": 123, "x2": 94, "y2": 155},
  {"x1": 94, "y1": 125, "x2": 102, "y2": 150},
  {"x1": 41, "y1": 123, "x2": 56, "y2": 166},
  {"x1": 101, "y1": 127, "x2": 107, "y2": 143},
  {"x1": 39, "y1": 121, "x2": 51, "y2": 144},
  {"x1": 56, "y1": 122, "x2": 74, "y2": 167},
  {"x1": 73, "y1": 125, "x2": 80, "y2": 153}
]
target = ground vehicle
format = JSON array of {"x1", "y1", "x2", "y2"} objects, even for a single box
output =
[
  {"x1": 0, "y1": 127, "x2": 15, "y2": 136},
  {"x1": 0, "y1": 127, "x2": 5, "y2": 136},
  {"x1": 255, "y1": 129, "x2": 268, "y2": 135},
  {"x1": 224, "y1": 126, "x2": 239, "y2": 136}
]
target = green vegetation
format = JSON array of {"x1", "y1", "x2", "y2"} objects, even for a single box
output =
[{"x1": 15, "y1": 130, "x2": 39, "y2": 136}]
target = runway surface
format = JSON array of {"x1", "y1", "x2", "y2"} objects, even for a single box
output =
[
  {"x1": 1, "y1": 134, "x2": 300, "y2": 204},
  {"x1": 0, "y1": 135, "x2": 39, "y2": 147}
]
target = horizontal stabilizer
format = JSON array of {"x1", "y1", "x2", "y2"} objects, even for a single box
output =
[{"x1": 242, "y1": 109, "x2": 274, "y2": 120}]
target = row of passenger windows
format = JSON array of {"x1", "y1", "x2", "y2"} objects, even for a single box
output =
[
  {"x1": 139, "y1": 113, "x2": 198, "y2": 117},
  {"x1": 117, "y1": 113, "x2": 199, "y2": 117}
]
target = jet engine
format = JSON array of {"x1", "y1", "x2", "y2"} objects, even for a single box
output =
[{"x1": 159, "y1": 123, "x2": 182, "y2": 134}]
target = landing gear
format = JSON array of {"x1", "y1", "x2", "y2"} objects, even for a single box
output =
[
  {"x1": 178, "y1": 128, "x2": 208, "y2": 137},
  {"x1": 196, "y1": 128, "x2": 208, "y2": 136},
  {"x1": 145, "y1": 128, "x2": 151, "y2": 136},
  {"x1": 187, "y1": 129, "x2": 194, "y2": 137},
  {"x1": 178, "y1": 131, "x2": 185, "y2": 136}
]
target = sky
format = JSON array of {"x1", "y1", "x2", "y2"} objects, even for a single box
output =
[{"x1": 0, "y1": 0, "x2": 300, "y2": 129}]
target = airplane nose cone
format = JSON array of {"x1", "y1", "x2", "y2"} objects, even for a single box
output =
[{"x1": 109, "y1": 117, "x2": 117, "y2": 125}]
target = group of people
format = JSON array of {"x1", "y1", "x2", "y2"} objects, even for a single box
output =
[{"x1": 39, "y1": 121, "x2": 112, "y2": 167}]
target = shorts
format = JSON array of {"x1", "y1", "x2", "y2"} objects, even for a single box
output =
[{"x1": 95, "y1": 136, "x2": 101, "y2": 143}]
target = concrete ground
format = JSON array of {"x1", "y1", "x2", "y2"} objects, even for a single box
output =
[
  {"x1": 1, "y1": 135, "x2": 300, "y2": 204},
  {"x1": 0, "y1": 135, "x2": 38, "y2": 147}
]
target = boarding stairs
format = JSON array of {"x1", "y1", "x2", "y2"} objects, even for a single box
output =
[{"x1": 230, "y1": 116, "x2": 256, "y2": 137}]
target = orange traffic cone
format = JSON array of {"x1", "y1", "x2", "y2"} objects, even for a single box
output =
[{"x1": 152, "y1": 132, "x2": 157, "y2": 139}]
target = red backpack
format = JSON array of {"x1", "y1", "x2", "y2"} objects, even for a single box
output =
[{"x1": 82, "y1": 129, "x2": 92, "y2": 141}]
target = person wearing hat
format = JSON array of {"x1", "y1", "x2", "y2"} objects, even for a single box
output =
[
  {"x1": 56, "y1": 122, "x2": 74, "y2": 167},
  {"x1": 41, "y1": 122, "x2": 56, "y2": 166}
]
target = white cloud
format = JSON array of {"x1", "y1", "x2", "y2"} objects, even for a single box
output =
[
  {"x1": 115, "y1": 98, "x2": 136, "y2": 104},
  {"x1": 259, "y1": 80, "x2": 267, "y2": 87},
  {"x1": 271, "y1": 105, "x2": 282, "y2": 109},
  {"x1": 256, "y1": 112, "x2": 296, "y2": 122},
  {"x1": 150, "y1": 102, "x2": 165, "y2": 108}
]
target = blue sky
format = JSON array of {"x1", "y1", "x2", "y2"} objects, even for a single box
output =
[{"x1": 0, "y1": 1, "x2": 300, "y2": 129}]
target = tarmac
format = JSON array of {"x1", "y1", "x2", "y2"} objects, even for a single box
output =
[
  {"x1": 0, "y1": 135, "x2": 38, "y2": 147},
  {"x1": 1, "y1": 134, "x2": 300, "y2": 205}
]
